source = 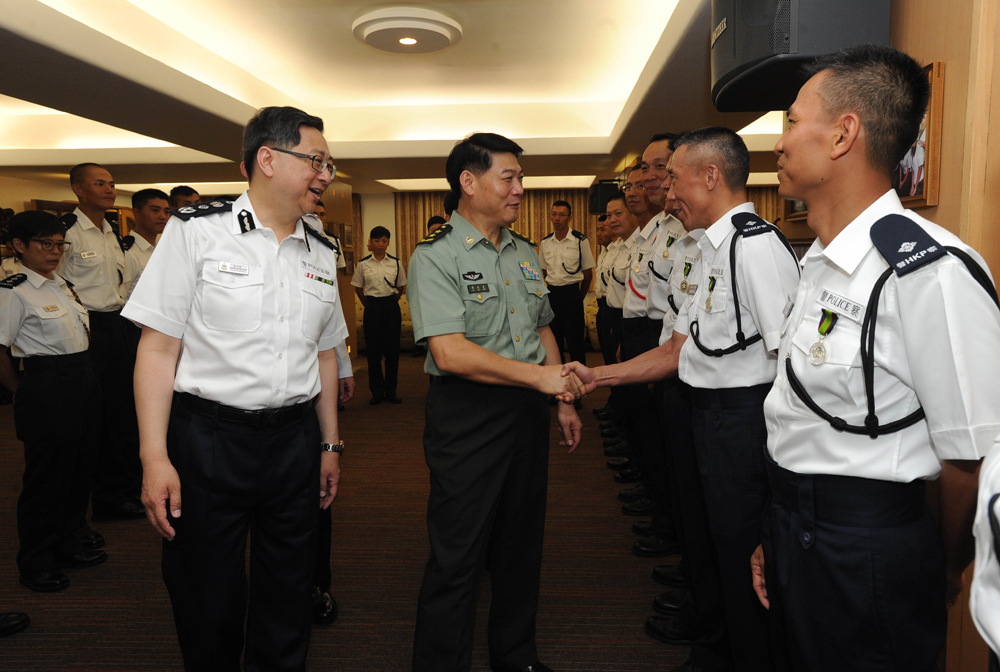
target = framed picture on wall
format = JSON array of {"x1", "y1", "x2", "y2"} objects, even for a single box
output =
[{"x1": 892, "y1": 62, "x2": 944, "y2": 208}]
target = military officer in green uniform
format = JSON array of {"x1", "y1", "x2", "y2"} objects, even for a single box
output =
[{"x1": 408, "y1": 132, "x2": 584, "y2": 672}]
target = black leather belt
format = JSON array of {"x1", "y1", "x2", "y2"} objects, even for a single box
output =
[
  {"x1": 21, "y1": 351, "x2": 91, "y2": 373},
  {"x1": 175, "y1": 392, "x2": 316, "y2": 429}
]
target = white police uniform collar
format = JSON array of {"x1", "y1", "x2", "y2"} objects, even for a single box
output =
[
  {"x1": 72, "y1": 207, "x2": 111, "y2": 233},
  {"x1": 637, "y1": 216, "x2": 659, "y2": 244},
  {"x1": 810, "y1": 190, "x2": 905, "y2": 276},
  {"x1": 227, "y1": 191, "x2": 308, "y2": 247},
  {"x1": 21, "y1": 266, "x2": 59, "y2": 290},
  {"x1": 703, "y1": 202, "x2": 756, "y2": 250}
]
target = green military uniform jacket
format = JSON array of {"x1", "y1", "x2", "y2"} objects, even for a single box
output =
[{"x1": 407, "y1": 213, "x2": 555, "y2": 376}]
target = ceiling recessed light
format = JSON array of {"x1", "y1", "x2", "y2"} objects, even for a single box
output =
[{"x1": 353, "y1": 7, "x2": 462, "y2": 54}]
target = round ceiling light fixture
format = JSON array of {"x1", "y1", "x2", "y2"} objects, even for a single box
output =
[{"x1": 352, "y1": 7, "x2": 462, "y2": 54}]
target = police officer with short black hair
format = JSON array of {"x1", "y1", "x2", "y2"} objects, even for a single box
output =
[
  {"x1": 353, "y1": 225, "x2": 405, "y2": 405},
  {"x1": 408, "y1": 132, "x2": 584, "y2": 672},
  {"x1": 126, "y1": 105, "x2": 347, "y2": 670}
]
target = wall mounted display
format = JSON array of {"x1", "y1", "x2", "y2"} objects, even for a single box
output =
[{"x1": 892, "y1": 62, "x2": 944, "y2": 208}]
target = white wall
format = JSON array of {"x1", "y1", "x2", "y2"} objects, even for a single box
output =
[
  {"x1": 358, "y1": 192, "x2": 397, "y2": 257},
  {"x1": 0, "y1": 175, "x2": 132, "y2": 212}
]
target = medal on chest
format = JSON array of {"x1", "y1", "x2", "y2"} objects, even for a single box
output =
[
  {"x1": 679, "y1": 262, "x2": 692, "y2": 292},
  {"x1": 704, "y1": 276, "x2": 717, "y2": 311},
  {"x1": 662, "y1": 236, "x2": 676, "y2": 260},
  {"x1": 808, "y1": 309, "x2": 839, "y2": 365},
  {"x1": 519, "y1": 261, "x2": 541, "y2": 281}
]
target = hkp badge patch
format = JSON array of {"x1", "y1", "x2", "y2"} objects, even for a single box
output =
[{"x1": 519, "y1": 261, "x2": 541, "y2": 281}]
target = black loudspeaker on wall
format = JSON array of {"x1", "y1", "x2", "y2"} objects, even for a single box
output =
[
  {"x1": 711, "y1": 0, "x2": 890, "y2": 112},
  {"x1": 588, "y1": 182, "x2": 621, "y2": 215}
]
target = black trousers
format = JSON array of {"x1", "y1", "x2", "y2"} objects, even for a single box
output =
[
  {"x1": 15, "y1": 352, "x2": 100, "y2": 574},
  {"x1": 363, "y1": 296, "x2": 401, "y2": 397},
  {"x1": 314, "y1": 506, "x2": 332, "y2": 593},
  {"x1": 671, "y1": 383, "x2": 731, "y2": 671},
  {"x1": 162, "y1": 397, "x2": 320, "y2": 672},
  {"x1": 689, "y1": 384, "x2": 774, "y2": 672},
  {"x1": 546, "y1": 283, "x2": 586, "y2": 365},
  {"x1": 124, "y1": 320, "x2": 143, "y2": 496},
  {"x1": 88, "y1": 310, "x2": 139, "y2": 508},
  {"x1": 621, "y1": 316, "x2": 671, "y2": 537},
  {"x1": 762, "y1": 458, "x2": 946, "y2": 672},
  {"x1": 413, "y1": 378, "x2": 550, "y2": 672}
]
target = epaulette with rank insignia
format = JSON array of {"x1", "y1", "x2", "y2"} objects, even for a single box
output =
[
  {"x1": 510, "y1": 228, "x2": 536, "y2": 247},
  {"x1": 870, "y1": 214, "x2": 947, "y2": 277},
  {"x1": 303, "y1": 221, "x2": 336, "y2": 252},
  {"x1": 360, "y1": 253, "x2": 373, "y2": 261},
  {"x1": 417, "y1": 224, "x2": 452, "y2": 246},
  {"x1": 60, "y1": 213, "x2": 77, "y2": 230},
  {"x1": 571, "y1": 229, "x2": 587, "y2": 241},
  {"x1": 541, "y1": 232, "x2": 554, "y2": 240},
  {"x1": 731, "y1": 212, "x2": 772, "y2": 237},
  {"x1": 0, "y1": 273, "x2": 26, "y2": 289},
  {"x1": 171, "y1": 200, "x2": 233, "y2": 221},
  {"x1": 121, "y1": 235, "x2": 135, "y2": 251}
]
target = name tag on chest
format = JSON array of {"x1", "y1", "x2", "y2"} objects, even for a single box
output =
[
  {"x1": 80, "y1": 251, "x2": 98, "y2": 259},
  {"x1": 816, "y1": 289, "x2": 865, "y2": 323},
  {"x1": 219, "y1": 261, "x2": 249, "y2": 275}
]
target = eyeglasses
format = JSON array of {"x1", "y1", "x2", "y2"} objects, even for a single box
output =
[
  {"x1": 268, "y1": 147, "x2": 336, "y2": 177},
  {"x1": 30, "y1": 239, "x2": 71, "y2": 252}
]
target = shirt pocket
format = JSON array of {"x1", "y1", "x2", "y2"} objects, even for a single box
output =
[
  {"x1": 522, "y1": 280, "x2": 549, "y2": 324},
  {"x1": 200, "y1": 261, "x2": 264, "y2": 332},
  {"x1": 700, "y1": 276, "x2": 728, "y2": 315},
  {"x1": 461, "y1": 282, "x2": 502, "y2": 337},
  {"x1": 71, "y1": 251, "x2": 106, "y2": 291},
  {"x1": 790, "y1": 310, "x2": 862, "y2": 368},
  {"x1": 34, "y1": 305, "x2": 71, "y2": 344},
  {"x1": 301, "y1": 279, "x2": 338, "y2": 342}
]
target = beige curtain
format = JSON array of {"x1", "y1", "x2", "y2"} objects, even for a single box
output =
[
  {"x1": 747, "y1": 186, "x2": 782, "y2": 224},
  {"x1": 394, "y1": 189, "x2": 602, "y2": 274}
]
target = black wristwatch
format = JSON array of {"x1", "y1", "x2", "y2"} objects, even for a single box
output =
[{"x1": 321, "y1": 441, "x2": 344, "y2": 454}]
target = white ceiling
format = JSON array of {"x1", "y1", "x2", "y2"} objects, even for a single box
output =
[{"x1": 0, "y1": 0, "x2": 779, "y2": 193}]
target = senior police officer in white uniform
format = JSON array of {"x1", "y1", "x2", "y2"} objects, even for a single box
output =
[
  {"x1": 562, "y1": 127, "x2": 800, "y2": 672},
  {"x1": 125, "y1": 106, "x2": 347, "y2": 672},
  {"x1": 748, "y1": 46, "x2": 1000, "y2": 672}
]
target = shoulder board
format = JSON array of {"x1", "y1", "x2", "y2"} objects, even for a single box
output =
[
  {"x1": 0, "y1": 273, "x2": 26, "y2": 289},
  {"x1": 731, "y1": 212, "x2": 772, "y2": 236},
  {"x1": 571, "y1": 229, "x2": 587, "y2": 240},
  {"x1": 121, "y1": 235, "x2": 135, "y2": 251},
  {"x1": 360, "y1": 254, "x2": 373, "y2": 261},
  {"x1": 870, "y1": 214, "x2": 947, "y2": 277},
  {"x1": 171, "y1": 200, "x2": 233, "y2": 221},
  {"x1": 510, "y1": 228, "x2": 537, "y2": 246},
  {"x1": 60, "y1": 213, "x2": 77, "y2": 229},
  {"x1": 417, "y1": 223, "x2": 453, "y2": 246},
  {"x1": 387, "y1": 253, "x2": 398, "y2": 260},
  {"x1": 541, "y1": 232, "x2": 554, "y2": 240},
  {"x1": 303, "y1": 222, "x2": 336, "y2": 251}
]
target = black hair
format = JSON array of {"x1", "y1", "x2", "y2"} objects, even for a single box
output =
[
  {"x1": 443, "y1": 190, "x2": 459, "y2": 216},
  {"x1": 427, "y1": 215, "x2": 447, "y2": 230},
  {"x1": 315, "y1": 199, "x2": 325, "y2": 207},
  {"x1": 649, "y1": 132, "x2": 679, "y2": 151},
  {"x1": 69, "y1": 163, "x2": 105, "y2": 185},
  {"x1": 604, "y1": 190, "x2": 628, "y2": 210},
  {"x1": 242, "y1": 106, "x2": 325, "y2": 181},
  {"x1": 445, "y1": 132, "x2": 524, "y2": 195},
  {"x1": 8, "y1": 210, "x2": 66, "y2": 259},
  {"x1": 132, "y1": 188, "x2": 170, "y2": 211},
  {"x1": 370, "y1": 226, "x2": 391, "y2": 240},
  {"x1": 672, "y1": 127, "x2": 750, "y2": 192},
  {"x1": 169, "y1": 185, "x2": 200, "y2": 207},
  {"x1": 551, "y1": 200, "x2": 572, "y2": 216},
  {"x1": 805, "y1": 44, "x2": 929, "y2": 176}
]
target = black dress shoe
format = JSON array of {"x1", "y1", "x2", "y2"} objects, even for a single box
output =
[
  {"x1": 668, "y1": 659, "x2": 704, "y2": 672},
  {"x1": 385, "y1": 394, "x2": 402, "y2": 404},
  {"x1": 595, "y1": 408, "x2": 621, "y2": 421},
  {"x1": 606, "y1": 457, "x2": 631, "y2": 471},
  {"x1": 603, "y1": 436, "x2": 628, "y2": 448},
  {"x1": 604, "y1": 443, "x2": 629, "y2": 458},
  {"x1": 601, "y1": 426, "x2": 623, "y2": 439},
  {"x1": 652, "y1": 563, "x2": 687, "y2": 587},
  {"x1": 631, "y1": 518, "x2": 655, "y2": 535},
  {"x1": 312, "y1": 586, "x2": 339, "y2": 625},
  {"x1": 622, "y1": 496, "x2": 654, "y2": 516},
  {"x1": 92, "y1": 500, "x2": 145, "y2": 521},
  {"x1": 493, "y1": 663, "x2": 554, "y2": 672},
  {"x1": 56, "y1": 549, "x2": 108, "y2": 569},
  {"x1": 614, "y1": 466, "x2": 644, "y2": 483},
  {"x1": 633, "y1": 535, "x2": 681, "y2": 557},
  {"x1": 599, "y1": 419, "x2": 617, "y2": 430},
  {"x1": 592, "y1": 404, "x2": 611, "y2": 415},
  {"x1": 74, "y1": 525, "x2": 105, "y2": 550},
  {"x1": 20, "y1": 571, "x2": 69, "y2": 592},
  {"x1": 619, "y1": 484, "x2": 649, "y2": 502},
  {"x1": 0, "y1": 612, "x2": 30, "y2": 637},
  {"x1": 653, "y1": 588, "x2": 691, "y2": 616},
  {"x1": 369, "y1": 395, "x2": 383, "y2": 405},
  {"x1": 645, "y1": 615, "x2": 700, "y2": 645},
  {"x1": 338, "y1": 403, "x2": 346, "y2": 411}
]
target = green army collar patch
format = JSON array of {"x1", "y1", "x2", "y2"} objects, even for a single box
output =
[{"x1": 417, "y1": 224, "x2": 453, "y2": 246}]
